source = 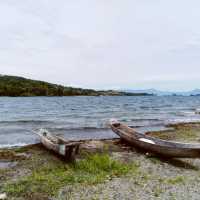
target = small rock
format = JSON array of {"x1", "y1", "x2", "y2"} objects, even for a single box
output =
[
  {"x1": 0, "y1": 193, "x2": 7, "y2": 199},
  {"x1": 16, "y1": 153, "x2": 31, "y2": 159}
]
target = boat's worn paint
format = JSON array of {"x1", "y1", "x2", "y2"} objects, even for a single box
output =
[{"x1": 139, "y1": 138, "x2": 155, "y2": 144}]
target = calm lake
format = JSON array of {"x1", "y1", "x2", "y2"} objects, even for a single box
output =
[{"x1": 1, "y1": 96, "x2": 200, "y2": 147}]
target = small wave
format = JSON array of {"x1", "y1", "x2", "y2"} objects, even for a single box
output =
[
  {"x1": 175, "y1": 108, "x2": 200, "y2": 117},
  {"x1": 129, "y1": 122, "x2": 166, "y2": 128},
  {"x1": 121, "y1": 118, "x2": 162, "y2": 122},
  {"x1": 47, "y1": 126, "x2": 109, "y2": 132},
  {"x1": 189, "y1": 108, "x2": 197, "y2": 111},
  {"x1": 0, "y1": 120, "x2": 53, "y2": 124},
  {"x1": 168, "y1": 118, "x2": 200, "y2": 124},
  {"x1": 0, "y1": 142, "x2": 33, "y2": 149},
  {"x1": 176, "y1": 111, "x2": 196, "y2": 117},
  {"x1": 139, "y1": 106, "x2": 150, "y2": 109},
  {"x1": 195, "y1": 108, "x2": 200, "y2": 114}
]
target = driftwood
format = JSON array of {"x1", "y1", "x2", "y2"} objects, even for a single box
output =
[
  {"x1": 36, "y1": 129, "x2": 81, "y2": 161},
  {"x1": 110, "y1": 119, "x2": 200, "y2": 158}
]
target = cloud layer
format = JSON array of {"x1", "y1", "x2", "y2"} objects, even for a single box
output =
[{"x1": 0, "y1": 0, "x2": 200, "y2": 91}]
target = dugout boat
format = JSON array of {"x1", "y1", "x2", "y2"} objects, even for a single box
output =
[{"x1": 110, "y1": 119, "x2": 200, "y2": 158}]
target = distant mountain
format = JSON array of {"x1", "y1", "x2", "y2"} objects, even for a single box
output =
[
  {"x1": 0, "y1": 75, "x2": 151, "y2": 97},
  {"x1": 123, "y1": 89, "x2": 200, "y2": 96}
]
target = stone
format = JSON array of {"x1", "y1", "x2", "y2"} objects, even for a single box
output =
[{"x1": 0, "y1": 193, "x2": 7, "y2": 199}]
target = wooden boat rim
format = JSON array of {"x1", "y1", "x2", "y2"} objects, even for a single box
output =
[
  {"x1": 110, "y1": 119, "x2": 200, "y2": 149},
  {"x1": 34, "y1": 129, "x2": 82, "y2": 146}
]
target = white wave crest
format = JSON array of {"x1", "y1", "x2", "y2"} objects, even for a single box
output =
[{"x1": 0, "y1": 142, "x2": 32, "y2": 149}]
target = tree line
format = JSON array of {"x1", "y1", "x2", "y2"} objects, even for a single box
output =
[
  {"x1": 0, "y1": 75, "x2": 152, "y2": 97},
  {"x1": 0, "y1": 75, "x2": 100, "y2": 96}
]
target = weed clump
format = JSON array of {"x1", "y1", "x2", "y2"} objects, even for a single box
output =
[{"x1": 3, "y1": 153, "x2": 139, "y2": 198}]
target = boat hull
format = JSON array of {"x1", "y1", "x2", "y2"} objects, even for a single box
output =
[
  {"x1": 110, "y1": 120, "x2": 200, "y2": 158},
  {"x1": 36, "y1": 129, "x2": 81, "y2": 161}
]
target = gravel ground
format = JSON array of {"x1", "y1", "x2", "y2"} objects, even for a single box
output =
[
  {"x1": 2, "y1": 123, "x2": 200, "y2": 200},
  {"x1": 57, "y1": 150, "x2": 200, "y2": 200},
  {"x1": 56, "y1": 138, "x2": 200, "y2": 200}
]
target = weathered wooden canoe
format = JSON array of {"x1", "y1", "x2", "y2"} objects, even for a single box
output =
[
  {"x1": 36, "y1": 129, "x2": 81, "y2": 161},
  {"x1": 110, "y1": 119, "x2": 200, "y2": 158}
]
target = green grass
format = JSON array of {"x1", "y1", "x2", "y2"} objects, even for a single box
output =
[
  {"x1": 0, "y1": 168, "x2": 10, "y2": 181},
  {"x1": 151, "y1": 176, "x2": 185, "y2": 197},
  {"x1": 148, "y1": 157, "x2": 161, "y2": 164},
  {"x1": 153, "y1": 186, "x2": 163, "y2": 197},
  {"x1": 157, "y1": 176, "x2": 186, "y2": 186},
  {"x1": 166, "y1": 176, "x2": 186, "y2": 185},
  {"x1": 146, "y1": 122, "x2": 200, "y2": 142},
  {"x1": 3, "y1": 153, "x2": 139, "y2": 199}
]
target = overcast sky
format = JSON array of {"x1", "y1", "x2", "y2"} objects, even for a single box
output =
[{"x1": 0, "y1": 0, "x2": 200, "y2": 91}]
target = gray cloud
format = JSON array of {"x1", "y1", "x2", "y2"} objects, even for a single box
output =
[{"x1": 0, "y1": 0, "x2": 200, "y2": 91}]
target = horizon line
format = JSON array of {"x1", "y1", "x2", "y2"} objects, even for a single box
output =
[{"x1": 1, "y1": 74, "x2": 200, "y2": 93}]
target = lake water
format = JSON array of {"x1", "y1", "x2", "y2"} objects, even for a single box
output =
[{"x1": 1, "y1": 96, "x2": 200, "y2": 148}]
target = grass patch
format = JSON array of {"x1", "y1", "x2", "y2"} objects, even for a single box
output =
[
  {"x1": 153, "y1": 186, "x2": 163, "y2": 197},
  {"x1": 147, "y1": 156, "x2": 161, "y2": 164},
  {"x1": 14, "y1": 147, "x2": 28, "y2": 153},
  {"x1": 166, "y1": 176, "x2": 186, "y2": 185},
  {"x1": 148, "y1": 123, "x2": 200, "y2": 142},
  {"x1": 3, "y1": 153, "x2": 139, "y2": 199},
  {"x1": 0, "y1": 168, "x2": 10, "y2": 182}
]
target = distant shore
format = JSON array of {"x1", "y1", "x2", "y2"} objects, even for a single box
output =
[{"x1": 0, "y1": 75, "x2": 153, "y2": 97}]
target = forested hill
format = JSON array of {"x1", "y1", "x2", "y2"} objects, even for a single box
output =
[{"x1": 0, "y1": 75, "x2": 151, "y2": 97}]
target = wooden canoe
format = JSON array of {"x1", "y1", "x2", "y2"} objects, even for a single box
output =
[
  {"x1": 36, "y1": 129, "x2": 81, "y2": 161},
  {"x1": 110, "y1": 119, "x2": 200, "y2": 158}
]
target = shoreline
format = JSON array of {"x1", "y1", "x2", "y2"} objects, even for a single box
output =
[
  {"x1": 1, "y1": 122, "x2": 200, "y2": 199},
  {"x1": 1, "y1": 121, "x2": 200, "y2": 150}
]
